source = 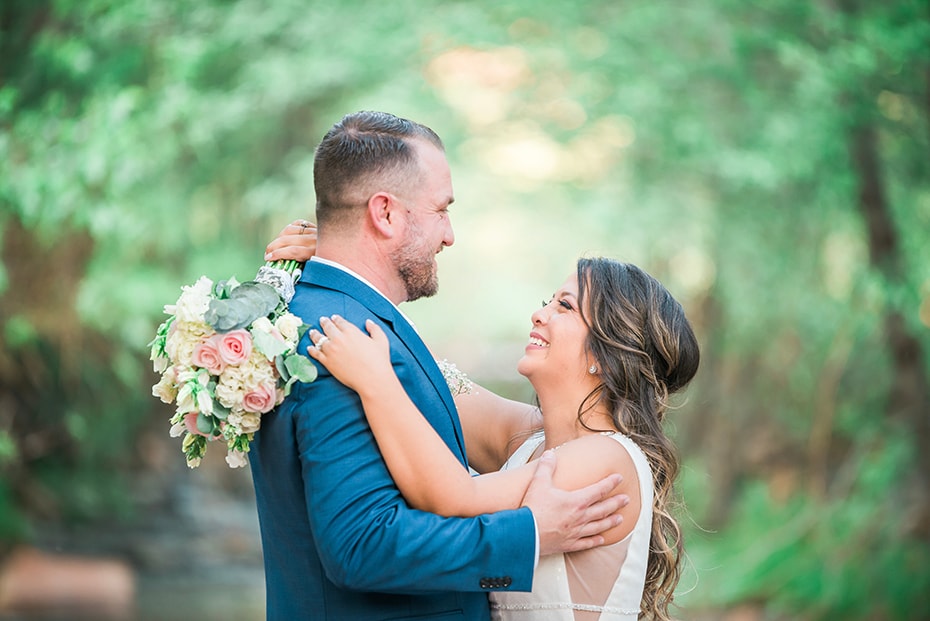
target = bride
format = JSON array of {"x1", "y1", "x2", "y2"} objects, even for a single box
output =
[{"x1": 303, "y1": 255, "x2": 700, "y2": 620}]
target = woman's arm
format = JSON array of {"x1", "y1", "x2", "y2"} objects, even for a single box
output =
[
  {"x1": 308, "y1": 316, "x2": 536, "y2": 516},
  {"x1": 451, "y1": 380, "x2": 541, "y2": 474}
]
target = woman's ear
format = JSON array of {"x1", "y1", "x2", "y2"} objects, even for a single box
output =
[{"x1": 366, "y1": 192, "x2": 399, "y2": 238}]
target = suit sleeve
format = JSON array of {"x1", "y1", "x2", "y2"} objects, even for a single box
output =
[{"x1": 290, "y1": 318, "x2": 536, "y2": 594}]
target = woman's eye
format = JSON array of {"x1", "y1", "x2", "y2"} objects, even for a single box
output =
[
  {"x1": 541, "y1": 299, "x2": 550, "y2": 308},
  {"x1": 558, "y1": 300, "x2": 573, "y2": 311}
]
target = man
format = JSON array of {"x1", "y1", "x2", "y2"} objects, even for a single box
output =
[{"x1": 250, "y1": 111, "x2": 625, "y2": 620}]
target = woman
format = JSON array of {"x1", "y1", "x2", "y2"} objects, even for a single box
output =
[{"x1": 305, "y1": 256, "x2": 700, "y2": 620}]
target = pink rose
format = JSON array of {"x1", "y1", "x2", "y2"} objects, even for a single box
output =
[
  {"x1": 191, "y1": 337, "x2": 226, "y2": 375},
  {"x1": 242, "y1": 381, "x2": 277, "y2": 414},
  {"x1": 184, "y1": 412, "x2": 210, "y2": 437},
  {"x1": 218, "y1": 330, "x2": 252, "y2": 365}
]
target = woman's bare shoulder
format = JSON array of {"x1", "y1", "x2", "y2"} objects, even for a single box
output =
[{"x1": 550, "y1": 434, "x2": 643, "y2": 545}]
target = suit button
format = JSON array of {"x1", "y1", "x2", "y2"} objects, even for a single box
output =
[
  {"x1": 479, "y1": 579, "x2": 490, "y2": 589},
  {"x1": 502, "y1": 577, "x2": 512, "y2": 587}
]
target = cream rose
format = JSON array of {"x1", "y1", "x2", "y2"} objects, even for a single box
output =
[
  {"x1": 275, "y1": 313, "x2": 303, "y2": 343},
  {"x1": 251, "y1": 317, "x2": 273, "y2": 334},
  {"x1": 238, "y1": 412, "x2": 261, "y2": 434}
]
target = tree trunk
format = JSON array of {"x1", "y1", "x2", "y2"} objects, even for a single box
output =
[{"x1": 848, "y1": 123, "x2": 930, "y2": 537}]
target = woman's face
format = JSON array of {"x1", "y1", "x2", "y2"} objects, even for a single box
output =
[{"x1": 516, "y1": 272, "x2": 593, "y2": 387}]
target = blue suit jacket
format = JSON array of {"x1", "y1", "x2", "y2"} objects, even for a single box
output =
[{"x1": 250, "y1": 260, "x2": 536, "y2": 620}]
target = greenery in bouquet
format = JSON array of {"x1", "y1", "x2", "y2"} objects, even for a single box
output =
[{"x1": 149, "y1": 261, "x2": 316, "y2": 468}]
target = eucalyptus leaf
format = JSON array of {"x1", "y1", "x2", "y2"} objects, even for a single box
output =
[
  {"x1": 275, "y1": 354, "x2": 290, "y2": 382},
  {"x1": 204, "y1": 282, "x2": 281, "y2": 332},
  {"x1": 284, "y1": 354, "x2": 318, "y2": 384},
  {"x1": 283, "y1": 375, "x2": 298, "y2": 398},
  {"x1": 253, "y1": 329, "x2": 289, "y2": 360},
  {"x1": 195, "y1": 412, "x2": 214, "y2": 434},
  {"x1": 212, "y1": 402, "x2": 230, "y2": 421}
]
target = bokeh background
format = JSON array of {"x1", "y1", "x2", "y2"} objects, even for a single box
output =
[{"x1": 1, "y1": 1, "x2": 928, "y2": 619}]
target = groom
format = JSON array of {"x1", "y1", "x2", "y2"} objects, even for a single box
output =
[{"x1": 250, "y1": 111, "x2": 626, "y2": 620}]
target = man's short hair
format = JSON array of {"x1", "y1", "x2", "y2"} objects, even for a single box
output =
[{"x1": 313, "y1": 111, "x2": 444, "y2": 228}]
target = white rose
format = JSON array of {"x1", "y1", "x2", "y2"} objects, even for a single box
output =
[
  {"x1": 275, "y1": 313, "x2": 303, "y2": 343},
  {"x1": 251, "y1": 317, "x2": 273, "y2": 334}
]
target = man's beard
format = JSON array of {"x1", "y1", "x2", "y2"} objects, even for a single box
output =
[{"x1": 392, "y1": 224, "x2": 439, "y2": 302}]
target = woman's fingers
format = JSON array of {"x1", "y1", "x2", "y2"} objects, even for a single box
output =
[
  {"x1": 307, "y1": 316, "x2": 380, "y2": 360},
  {"x1": 265, "y1": 220, "x2": 317, "y2": 261}
]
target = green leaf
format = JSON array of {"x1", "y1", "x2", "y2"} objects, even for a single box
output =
[
  {"x1": 212, "y1": 402, "x2": 230, "y2": 421},
  {"x1": 284, "y1": 354, "x2": 317, "y2": 384},
  {"x1": 275, "y1": 354, "x2": 290, "y2": 381},
  {"x1": 195, "y1": 412, "x2": 214, "y2": 435},
  {"x1": 283, "y1": 375, "x2": 298, "y2": 397},
  {"x1": 204, "y1": 281, "x2": 281, "y2": 332},
  {"x1": 253, "y1": 329, "x2": 289, "y2": 360}
]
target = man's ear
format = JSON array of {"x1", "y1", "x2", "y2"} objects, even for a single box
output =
[{"x1": 366, "y1": 192, "x2": 399, "y2": 238}]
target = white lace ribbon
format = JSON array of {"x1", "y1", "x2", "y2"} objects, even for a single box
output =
[{"x1": 254, "y1": 265, "x2": 300, "y2": 304}]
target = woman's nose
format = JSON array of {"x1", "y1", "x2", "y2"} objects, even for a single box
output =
[{"x1": 531, "y1": 305, "x2": 549, "y2": 325}]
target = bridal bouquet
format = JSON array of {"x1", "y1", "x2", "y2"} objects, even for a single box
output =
[{"x1": 149, "y1": 261, "x2": 316, "y2": 468}]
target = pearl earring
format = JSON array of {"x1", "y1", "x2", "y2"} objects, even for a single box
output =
[{"x1": 588, "y1": 365, "x2": 598, "y2": 374}]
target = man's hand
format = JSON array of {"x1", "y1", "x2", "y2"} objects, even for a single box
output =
[
  {"x1": 264, "y1": 219, "x2": 317, "y2": 262},
  {"x1": 522, "y1": 450, "x2": 629, "y2": 556}
]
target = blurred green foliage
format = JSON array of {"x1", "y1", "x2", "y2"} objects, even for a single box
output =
[{"x1": 1, "y1": 0, "x2": 928, "y2": 618}]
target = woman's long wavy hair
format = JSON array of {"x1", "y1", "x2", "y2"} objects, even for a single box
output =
[{"x1": 576, "y1": 258, "x2": 700, "y2": 620}]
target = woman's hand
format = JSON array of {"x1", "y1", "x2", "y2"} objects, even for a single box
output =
[
  {"x1": 264, "y1": 219, "x2": 318, "y2": 262},
  {"x1": 307, "y1": 316, "x2": 393, "y2": 395}
]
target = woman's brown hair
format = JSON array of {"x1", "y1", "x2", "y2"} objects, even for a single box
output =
[{"x1": 576, "y1": 257, "x2": 700, "y2": 620}]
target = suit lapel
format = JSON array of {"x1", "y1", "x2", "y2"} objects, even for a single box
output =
[{"x1": 302, "y1": 261, "x2": 468, "y2": 460}]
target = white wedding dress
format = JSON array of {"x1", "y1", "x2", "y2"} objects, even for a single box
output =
[{"x1": 490, "y1": 431, "x2": 654, "y2": 621}]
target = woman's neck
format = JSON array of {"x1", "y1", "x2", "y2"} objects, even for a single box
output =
[{"x1": 536, "y1": 389, "x2": 615, "y2": 451}]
